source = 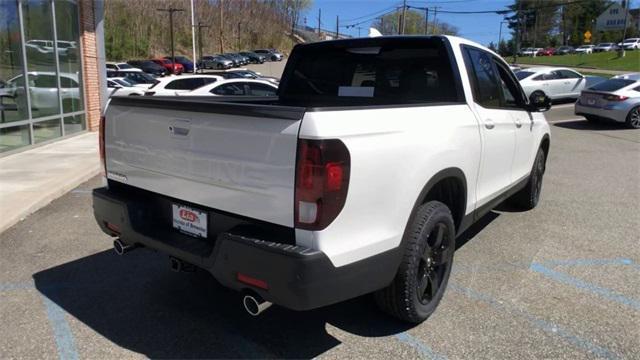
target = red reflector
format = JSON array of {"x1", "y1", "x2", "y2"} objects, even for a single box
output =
[
  {"x1": 105, "y1": 222, "x2": 120, "y2": 234},
  {"x1": 237, "y1": 273, "x2": 269, "y2": 290},
  {"x1": 325, "y1": 162, "x2": 343, "y2": 191}
]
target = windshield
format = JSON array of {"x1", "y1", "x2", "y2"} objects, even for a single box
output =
[
  {"x1": 124, "y1": 72, "x2": 157, "y2": 84},
  {"x1": 117, "y1": 63, "x2": 133, "y2": 69},
  {"x1": 588, "y1": 79, "x2": 636, "y2": 92},
  {"x1": 515, "y1": 71, "x2": 535, "y2": 80}
]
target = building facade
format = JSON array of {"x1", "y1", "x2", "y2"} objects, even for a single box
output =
[
  {"x1": 0, "y1": 0, "x2": 104, "y2": 155},
  {"x1": 595, "y1": 2, "x2": 640, "y2": 32}
]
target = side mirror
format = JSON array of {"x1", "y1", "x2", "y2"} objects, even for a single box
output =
[{"x1": 527, "y1": 93, "x2": 552, "y2": 112}]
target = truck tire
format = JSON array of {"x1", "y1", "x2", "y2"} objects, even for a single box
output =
[
  {"x1": 508, "y1": 147, "x2": 546, "y2": 210},
  {"x1": 374, "y1": 201, "x2": 455, "y2": 323}
]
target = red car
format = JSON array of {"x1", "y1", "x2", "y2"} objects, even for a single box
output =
[
  {"x1": 536, "y1": 48, "x2": 555, "y2": 56},
  {"x1": 150, "y1": 58, "x2": 184, "y2": 75}
]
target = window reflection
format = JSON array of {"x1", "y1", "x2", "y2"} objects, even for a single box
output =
[
  {"x1": 23, "y1": 0, "x2": 61, "y2": 119},
  {"x1": 0, "y1": 0, "x2": 29, "y2": 124},
  {"x1": 56, "y1": 0, "x2": 83, "y2": 114}
]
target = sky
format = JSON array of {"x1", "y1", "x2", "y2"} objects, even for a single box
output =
[{"x1": 303, "y1": 0, "x2": 515, "y2": 46}]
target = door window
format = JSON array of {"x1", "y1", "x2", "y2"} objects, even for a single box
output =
[
  {"x1": 493, "y1": 61, "x2": 526, "y2": 109},
  {"x1": 463, "y1": 47, "x2": 500, "y2": 108},
  {"x1": 211, "y1": 83, "x2": 245, "y2": 95},
  {"x1": 556, "y1": 70, "x2": 581, "y2": 79},
  {"x1": 248, "y1": 83, "x2": 277, "y2": 96}
]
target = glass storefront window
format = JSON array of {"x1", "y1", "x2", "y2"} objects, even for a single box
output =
[
  {"x1": 0, "y1": 0, "x2": 29, "y2": 124},
  {"x1": 0, "y1": 124, "x2": 30, "y2": 153},
  {"x1": 0, "y1": 0, "x2": 86, "y2": 154},
  {"x1": 63, "y1": 113, "x2": 84, "y2": 135},
  {"x1": 55, "y1": 0, "x2": 83, "y2": 114},
  {"x1": 23, "y1": 0, "x2": 61, "y2": 119}
]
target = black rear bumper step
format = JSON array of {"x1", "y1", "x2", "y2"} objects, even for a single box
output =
[{"x1": 92, "y1": 187, "x2": 401, "y2": 311}]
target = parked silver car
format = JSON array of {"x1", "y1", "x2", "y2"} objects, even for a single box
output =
[
  {"x1": 516, "y1": 67, "x2": 604, "y2": 102},
  {"x1": 593, "y1": 42, "x2": 617, "y2": 52},
  {"x1": 575, "y1": 73, "x2": 640, "y2": 129},
  {"x1": 199, "y1": 55, "x2": 233, "y2": 70}
]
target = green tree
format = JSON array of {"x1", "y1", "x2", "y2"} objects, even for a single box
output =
[{"x1": 371, "y1": 9, "x2": 458, "y2": 36}]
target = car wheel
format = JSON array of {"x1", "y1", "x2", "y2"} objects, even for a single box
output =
[
  {"x1": 529, "y1": 90, "x2": 546, "y2": 104},
  {"x1": 508, "y1": 147, "x2": 546, "y2": 210},
  {"x1": 374, "y1": 201, "x2": 455, "y2": 323},
  {"x1": 626, "y1": 106, "x2": 640, "y2": 129}
]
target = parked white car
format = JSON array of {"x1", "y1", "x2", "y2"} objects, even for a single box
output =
[
  {"x1": 5, "y1": 72, "x2": 80, "y2": 116},
  {"x1": 574, "y1": 45, "x2": 595, "y2": 54},
  {"x1": 144, "y1": 75, "x2": 222, "y2": 96},
  {"x1": 182, "y1": 79, "x2": 278, "y2": 96},
  {"x1": 619, "y1": 38, "x2": 640, "y2": 50},
  {"x1": 96, "y1": 35, "x2": 551, "y2": 324},
  {"x1": 106, "y1": 62, "x2": 142, "y2": 72},
  {"x1": 107, "y1": 78, "x2": 145, "y2": 97},
  {"x1": 516, "y1": 67, "x2": 598, "y2": 102},
  {"x1": 575, "y1": 73, "x2": 640, "y2": 128}
]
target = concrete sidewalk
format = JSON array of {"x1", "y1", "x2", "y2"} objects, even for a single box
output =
[{"x1": 0, "y1": 132, "x2": 100, "y2": 233}]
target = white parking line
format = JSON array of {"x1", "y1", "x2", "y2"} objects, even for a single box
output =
[{"x1": 552, "y1": 103, "x2": 576, "y2": 109}]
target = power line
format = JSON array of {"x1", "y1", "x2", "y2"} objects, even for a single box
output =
[{"x1": 341, "y1": 3, "x2": 401, "y2": 22}]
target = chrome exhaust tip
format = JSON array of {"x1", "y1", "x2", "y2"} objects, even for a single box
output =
[
  {"x1": 243, "y1": 294, "x2": 272, "y2": 316},
  {"x1": 113, "y1": 239, "x2": 137, "y2": 255}
]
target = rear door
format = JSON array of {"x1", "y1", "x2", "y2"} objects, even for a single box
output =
[
  {"x1": 105, "y1": 97, "x2": 305, "y2": 226},
  {"x1": 462, "y1": 46, "x2": 516, "y2": 207}
]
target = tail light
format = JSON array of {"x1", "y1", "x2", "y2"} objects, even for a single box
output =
[
  {"x1": 294, "y1": 139, "x2": 350, "y2": 230},
  {"x1": 603, "y1": 94, "x2": 628, "y2": 101},
  {"x1": 99, "y1": 115, "x2": 106, "y2": 175}
]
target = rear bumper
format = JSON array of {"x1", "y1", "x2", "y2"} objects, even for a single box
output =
[
  {"x1": 575, "y1": 102, "x2": 627, "y2": 123},
  {"x1": 92, "y1": 186, "x2": 400, "y2": 311}
]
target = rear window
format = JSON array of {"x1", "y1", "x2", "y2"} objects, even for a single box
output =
[
  {"x1": 515, "y1": 71, "x2": 535, "y2": 80},
  {"x1": 589, "y1": 79, "x2": 635, "y2": 92},
  {"x1": 281, "y1": 38, "x2": 461, "y2": 106}
]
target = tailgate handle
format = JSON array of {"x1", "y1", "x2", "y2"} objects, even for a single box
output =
[{"x1": 169, "y1": 120, "x2": 190, "y2": 137}]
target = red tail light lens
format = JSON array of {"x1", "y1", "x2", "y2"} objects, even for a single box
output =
[
  {"x1": 295, "y1": 139, "x2": 350, "y2": 230},
  {"x1": 99, "y1": 115, "x2": 106, "y2": 175},
  {"x1": 604, "y1": 94, "x2": 628, "y2": 101}
]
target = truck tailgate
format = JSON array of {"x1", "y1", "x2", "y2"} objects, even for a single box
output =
[{"x1": 104, "y1": 97, "x2": 305, "y2": 227}]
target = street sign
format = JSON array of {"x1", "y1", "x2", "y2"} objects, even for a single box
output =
[{"x1": 584, "y1": 30, "x2": 592, "y2": 43}]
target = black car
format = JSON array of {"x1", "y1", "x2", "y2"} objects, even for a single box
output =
[
  {"x1": 238, "y1": 51, "x2": 266, "y2": 64},
  {"x1": 555, "y1": 46, "x2": 574, "y2": 55},
  {"x1": 127, "y1": 60, "x2": 167, "y2": 76}
]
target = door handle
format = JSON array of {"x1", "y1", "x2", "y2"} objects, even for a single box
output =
[
  {"x1": 484, "y1": 119, "x2": 495, "y2": 130},
  {"x1": 515, "y1": 119, "x2": 523, "y2": 128}
]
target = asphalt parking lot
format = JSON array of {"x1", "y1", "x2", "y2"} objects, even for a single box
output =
[{"x1": 1, "y1": 104, "x2": 639, "y2": 359}]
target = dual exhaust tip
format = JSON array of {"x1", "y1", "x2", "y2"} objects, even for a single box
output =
[{"x1": 113, "y1": 239, "x2": 272, "y2": 316}]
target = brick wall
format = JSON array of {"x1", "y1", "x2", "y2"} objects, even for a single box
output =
[{"x1": 78, "y1": 0, "x2": 101, "y2": 132}]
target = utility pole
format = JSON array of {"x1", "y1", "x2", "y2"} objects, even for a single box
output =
[
  {"x1": 498, "y1": 21, "x2": 508, "y2": 54},
  {"x1": 401, "y1": 0, "x2": 407, "y2": 34},
  {"x1": 432, "y1": 7, "x2": 439, "y2": 34},
  {"x1": 237, "y1": 22, "x2": 241, "y2": 50},
  {"x1": 513, "y1": 0, "x2": 523, "y2": 63},
  {"x1": 219, "y1": 0, "x2": 224, "y2": 53},
  {"x1": 620, "y1": 0, "x2": 630, "y2": 57},
  {"x1": 336, "y1": 15, "x2": 339, "y2": 38},
  {"x1": 424, "y1": 7, "x2": 429, "y2": 35},
  {"x1": 380, "y1": 16, "x2": 384, "y2": 33},
  {"x1": 561, "y1": 4, "x2": 566, "y2": 46},
  {"x1": 197, "y1": 22, "x2": 209, "y2": 73},
  {"x1": 157, "y1": 7, "x2": 184, "y2": 74},
  {"x1": 317, "y1": 8, "x2": 321, "y2": 35},
  {"x1": 357, "y1": 26, "x2": 362, "y2": 37},
  {"x1": 190, "y1": 0, "x2": 196, "y2": 73}
]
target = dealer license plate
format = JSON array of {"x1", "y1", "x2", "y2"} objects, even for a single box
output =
[{"x1": 172, "y1": 204, "x2": 207, "y2": 238}]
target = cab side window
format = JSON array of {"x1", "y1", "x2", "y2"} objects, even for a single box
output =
[
  {"x1": 494, "y1": 61, "x2": 525, "y2": 109},
  {"x1": 463, "y1": 47, "x2": 500, "y2": 108}
]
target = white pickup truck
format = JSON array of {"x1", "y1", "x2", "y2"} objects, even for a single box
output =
[{"x1": 93, "y1": 36, "x2": 551, "y2": 323}]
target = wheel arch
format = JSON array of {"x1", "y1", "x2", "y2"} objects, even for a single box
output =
[{"x1": 406, "y1": 168, "x2": 468, "y2": 235}]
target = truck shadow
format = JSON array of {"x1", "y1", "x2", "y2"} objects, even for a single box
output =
[{"x1": 32, "y1": 249, "x2": 414, "y2": 359}]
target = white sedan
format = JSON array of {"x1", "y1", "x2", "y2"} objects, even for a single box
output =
[
  {"x1": 574, "y1": 45, "x2": 595, "y2": 54},
  {"x1": 181, "y1": 79, "x2": 278, "y2": 97},
  {"x1": 107, "y1": 78, "x2": 145, "y2": 96},
  {"x1": 144, "y1": 75, "x2": 222, "y2": 96},
  {"x1": 515, "y1": 67, "x2": 604, "y2": 102}
]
